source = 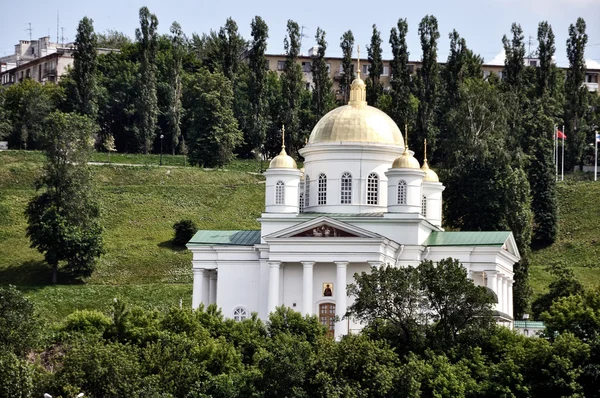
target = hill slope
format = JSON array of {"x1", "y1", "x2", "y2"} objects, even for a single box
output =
[{"x1": 1, "y1": 150, "x2": 599, "y2": 322}]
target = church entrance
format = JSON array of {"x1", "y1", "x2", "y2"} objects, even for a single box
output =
[{"x1": 319, "y1": 303, "x2": 335, "y2": 337}]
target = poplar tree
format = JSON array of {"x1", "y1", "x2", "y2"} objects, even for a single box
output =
[
  {"x1": 415, "y1": 15, "x2": 440, "y2": 160},
  {"x1": 73, "y1": 17, "x2": 98, "y2": 118},
  {"x1": 502, "y1": 23, "x2": 525, "y2": 89},
  {"x1": 389, "y1": 18, "x2": 414, "y2": 128},
  {"x1": 247, "y1": 16, "x2": 269, "y2": 153},
  {"x1": 537, "y1": 21, "x2": 557, "y2": 96},
  {"x1": 135, "y1": 6, "x2": 159, "y2": 154},
  {"x1": 339, "y1": 30, "x2": 354, "y2": 104},
  {"x1": 311, "y1": 28, "x2": 334, "y2": 120},
  {"x1": 168, "y1": 21, "x2": 184, "y2": 155},
  {"x1": 280, "y1": 20, "x2": 303, "y2": 155},
  {"x1": 366, "y1": 24, "x2": 383, "y2": 106},
  {"x1": 564, "y1": 17, "x2": 588, "y2": 171}
]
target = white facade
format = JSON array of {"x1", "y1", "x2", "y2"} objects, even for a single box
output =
[{"x1": 188, "y1": 75, "x2": 520, "y2": 338}]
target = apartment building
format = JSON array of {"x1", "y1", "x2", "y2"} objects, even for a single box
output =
[{"x1": 265, "y1": 48, "x2": 600, "y2": 98}]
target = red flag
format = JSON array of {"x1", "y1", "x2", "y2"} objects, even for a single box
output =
[{"x1": 557, "y1": 130, "x2": 567, "y2": 139}]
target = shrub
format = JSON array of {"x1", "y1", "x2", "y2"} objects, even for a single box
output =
[{"x1": 172, "y1": 219, "x2": 197, "y2": 245}]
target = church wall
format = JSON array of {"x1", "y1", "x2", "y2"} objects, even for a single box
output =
[
  {"x1": 216, "y1": 260, "x2": 261, "y2": 319},
  {"x1": 282, "y1": 263, "x2": 303, "y2": 311}
]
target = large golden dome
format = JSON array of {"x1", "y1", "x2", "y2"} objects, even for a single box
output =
[
  {"x1": 308, "y1": 68, "x2": 403, "y2": 146},
  {"x1": 308, "y1": 105, "x2": 404, "y2": 145}
]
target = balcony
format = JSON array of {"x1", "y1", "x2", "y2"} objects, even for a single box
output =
[
  {"x1": 44, "y1": 68, "x2": 57, "y2": 77},
  {"x1": 584, "y1": 82, "x2": 598, "y2": 92}
]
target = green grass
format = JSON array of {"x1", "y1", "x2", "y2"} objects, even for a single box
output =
[
  {"x1": 2, "y1": 149, "x2": 600, "y2": 322},
  {"x1": 0, "y1": 150, "x2": 264, "y2": 324}
]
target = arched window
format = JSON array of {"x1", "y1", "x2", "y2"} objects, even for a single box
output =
[
  {"x1": 299, "y1": 193, "x2": 304, "y2": 213},
  {"x1": 367, "y1": 173, "x2": 378, "y2": 205},
  {"x1": 340, "y1": 172, "x2": 352, "y2": 204},
  {"x1": 233, "y1": 307, "x2": 248, "y2": 322},
  {"x1": 305, "y1": 175, "x2": 310, "y2": 207},
  {"x1": 421, "y1": 195, "x2": 427, "y2": 217},
  {"x1": 397, "y1": 180, "x2": 407, "y2": 205},
  {"x1": 318, "y1": 173, "x2": 327, "y2": 205},
  {"x1": 275, "y1": 181, "x2": 285, "y2": 204}
]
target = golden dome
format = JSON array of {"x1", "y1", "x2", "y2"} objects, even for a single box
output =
[
  {"x1": 421, "y1": 160, "x2": 439, "y2": 182},
  {"x1": 392, "y1": 149, "x2": 421, "y2": 169},
  {"x1": 269, "y1": 125, "x2": 297, "y2": 169}
]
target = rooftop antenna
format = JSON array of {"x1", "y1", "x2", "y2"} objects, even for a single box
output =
[
  {"x1": 57, "y1": 11, "x2": 59, "y2": 43},
  {"x1": 26, "y1": 23, "x2": 32, "y2": 41},
  {"x1": 299, "y1": 25, "x2": 309, "y2": 54},
  {"x1": 61, "y1": 27, "x2": 66, "y2": 46}
]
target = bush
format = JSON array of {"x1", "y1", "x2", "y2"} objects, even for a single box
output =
[
  {"x1": 172, "y1": 219, "x2": 197, "y2": 245},
  {"x1": 61, "y1": 310, "x2": 112, "y2": 336}
]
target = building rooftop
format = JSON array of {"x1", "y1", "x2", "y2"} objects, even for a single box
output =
[
  {"x1": 513, "y1": 320, "x2": 545, "y2": 329},
  {"x1": 187, "y1": 230, "x2": 261, "y2": 246},
  {"x1": 423, "y1": 231, "x2": 511, "y2": 246}
]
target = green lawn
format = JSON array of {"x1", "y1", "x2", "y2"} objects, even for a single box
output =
[
  {"x1": 0, "y1": 150, "x2": 264, "y2": 323},
  {"x1": 1, "y1": 149, "x2": 599, "y2": 323}
]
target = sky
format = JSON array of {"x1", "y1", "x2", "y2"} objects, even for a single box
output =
[{"x1": 0, "y1": 0, "x2": 599, "y2": 68}]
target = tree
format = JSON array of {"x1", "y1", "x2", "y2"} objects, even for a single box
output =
[
  {"x1": 247, "y1": 16, "x2": 270, "y2": 154},
  {"x1": 310, "y1": 27, "x2": 334, "y2": 120},
  {"x1": 532, "y1": 263, "x2": 584, "y2": 317},
  {"x1": 414, "y1": 15, "x2": 440, "y2": 160},
  {"x1": 366, "y1": 24, "x2": 383, "y2": 106},
  {"x1": 339, "y1": 30, "x2": 355, "y2": 105},
  {"x1": 0, "y1": 286, "x2": 39, "y2": 356},
  {"x1": 280, "y1": 20, "x2": 304, "y2": 156},
  {"x1": 537, "y1": 21, "x2": 556, "y2": 96},
  {"x1": 564, "y1": 17, "x2": 589, "y2": 170},
  {"x1": 182, "y1": 68, "x2": 243, "y2": 167},
  {"x1": 389, "y1": 18, "x2": 416, "y2": 129},
  {"x1": 25, "y1": 112, "x2": 104, "y2": 284},
  {"x1": 96, "y1": 30, "x2": 132, "y2": 49},
  {"x1": 502, "y1": 23, "x2": 525, "y2": 89},
  {"x1": 73, "y1": 16, "x2": 98, "y2": 118},
  {"x1": 104, "y1": 133, "x2": 116, "y2": 163},
  {"x1": 135, "y1": 6, "x2": 159, "y2": 153},
  {"x1": 167, "y1": 21, "x2": 185, "y2": 155}
]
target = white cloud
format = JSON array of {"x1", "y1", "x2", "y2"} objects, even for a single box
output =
[
  {"x1": 488, "y1": 49, "x2": 505, "y2": 66},
  {"x1": 586, "y1": 59, "x2": 600, "y2": 70}
]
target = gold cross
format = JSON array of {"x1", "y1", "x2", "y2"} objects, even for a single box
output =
[
  {"x1": 281, "y1": 125, "x2": 285, "y2": 148},
  {"x1": 357, "y1": 45, "x2": 360, "y2": 78}
]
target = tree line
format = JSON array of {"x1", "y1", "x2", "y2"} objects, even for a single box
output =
[{"x1": 2, "y1": 258, "x2": 600, "y2": 397}]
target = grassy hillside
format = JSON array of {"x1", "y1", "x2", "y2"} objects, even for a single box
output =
[
  {"x1": 1, "y1": 150, "x2": 599, "y2": 322},
  {"x1": 0, "y1": 151, "x2": 264, "y2": 323}
]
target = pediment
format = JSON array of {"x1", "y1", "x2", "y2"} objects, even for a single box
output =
[
  {"x1": 502, "y1": 234, "x2": 521, "y2": 259},
  {"x1": 265, "y1": 216, "x2": 382, "y2": 240}
]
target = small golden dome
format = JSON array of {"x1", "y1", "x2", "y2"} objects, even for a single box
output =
[
  {"x1": 392, "y1": 149, "x2": 421, "y2": 169},
  {"x1": 269, "y1": 125, "x2": 297, "y2": 169},
  {"x1": 421, "y1": 160, "x2": 439, "y2": 182},
  {"x1": 269, "y1": 148, "x2": 297, "y2": 169}
]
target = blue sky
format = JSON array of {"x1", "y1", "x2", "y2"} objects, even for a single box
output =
[{"x1": 1, "y1": 0, "x2": 599, "y2": 67}]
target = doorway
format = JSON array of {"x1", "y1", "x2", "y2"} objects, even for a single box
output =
[{"x1": 319, "y1": 302, "x2": 335, "y2": 337}]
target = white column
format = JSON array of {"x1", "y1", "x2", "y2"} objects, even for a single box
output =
[
  {"x1": 486, "y1": 270, "x2": 498, "y2": 311},
  {"x1": 209, "y1": 272, "x2": 217, "y2": 305},
  {"x1": 507, "y1": 279, "x2": 514, "y2": 318},
  {"x1": 192, "y1": 268, "x2": 205, "y2": 310},
  {"x1": 302, "y1": 262, "x2": 314, "y2": 316},
  {"x1": 202, "y1": 271, "x2": 210, "y2": 308},
  {"x1": 502, "y1": 277, "x2": 509, "y2": 314},
  {"x1": 467, "y1": 268, "x2": 473, "y2": 280},
  {"x1": 496, "y1": 274, "x2": 504, "y2": 314},
  {"x1": 267, "y1": 261, "x2": 281, "y2": 315},
  {"x1": 334, "y1": 261, "x2": 348, "y2": 340}
]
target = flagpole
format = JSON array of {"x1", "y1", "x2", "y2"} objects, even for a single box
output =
[
  {"x1": 555, "y1": 125, "x2": 559, "y2": 181},
  {"x1": 595, "y1": 131, "x2": 598, "y2": 182},
  {"x1": 562, "y1": 124, "x2": 565, "y2": 182}
]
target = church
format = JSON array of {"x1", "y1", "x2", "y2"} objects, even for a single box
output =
[{"x1": 187, "y1": 61, "x2": 519, "y2": 339}]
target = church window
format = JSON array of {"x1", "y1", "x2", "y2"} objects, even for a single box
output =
[
  {"x1": 275, "y1": 181, "x2": 284, "y2": 204},
  {"x1": 398, "y1": 180, "x2": 407, "y2": 204},
  {"x1": 340, "y1": 172, "x2": 352, "y2": 204},
  {"x1": 233, "y1": 307, "x2": 248, "y2": 322},
  {"x1": 367, "y1": 173, "x2": 378, "y2": 205},
  {"x1": 319, "y1": 303, "x2": 335, "y2": 338},
  {"x1": 305, "y1": 175, "x2": 310, "y2": 207},
  {"x1": 299, "y1": 193, "x2": 304, "y2": 213},
  {"x1": 421, "y1": 195, "x2": 427, "y2": 217},
  {"x1": 318, "y1": 173, "x2": 327, "y2": 205}
]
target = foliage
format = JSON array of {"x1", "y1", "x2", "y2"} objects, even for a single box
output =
[
  {"x1": 310, "y1": 28, "x2": 335, "y2": 121},
  {"x1": 532, "y1": 262, "x2": 584, "y2": 318},
  {"x1": 73, "y1": 16, "x2": 98, "y2": 117},
  {"x1": 246, "y1": 16, "x2": 270, "y2": 153},
  {"x1": 0, "y1": 351, "x2": 34, "y2": 398},
  {"x1": 366, "y1": 24, "x2": 383, "y2": 106},
  {"x1": 502, "y1": 23, "x2": 525, "y2": 89},
  {"x1": 96, "y1": 30, "x2": 132, "y2": 49},
  {"x1": 339, "y1": 30, "x2": 354, "y2": 105},
  {"x1": 135, "y1": 6, "x2": 159, "y2": 154},
  {"x1": 280, "y1": 20, "x2": 304, "y2": 156},
  {"x1": 25, "y1": 112, "x2": 104, "y2": 283},
  {"x1": 389, "y1": 19, "x2": 416, "y2": 131},
  {"x1": 0, "y1": 286, "x2": 39, "y2": 356},
  {"x1": 166, "y1": 22, "x2": 185, "y2": 156},
  {"x1": 182, "y1": 68, "x2": 242, "y2": 167},
  {"x1": 172, "y1": 219, "x2": 197, "y2": 245}
]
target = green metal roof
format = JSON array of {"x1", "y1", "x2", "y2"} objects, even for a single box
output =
[
  {"x1": 513, "y1": 320, "x2": 545, "y2": 328},
  {"x1": 423, "y1": 231, "x2": 511, "y2": 247},
  {"x1": 300, "y1": 212, "x2": 385, "y2": 218},
  {"x1": 187, "y1": 230, "x2": 261, "y2": 246}
]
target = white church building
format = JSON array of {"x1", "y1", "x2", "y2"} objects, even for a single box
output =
[{"x1": 187, "y1": 66, "x2": 519, "y2": 339}]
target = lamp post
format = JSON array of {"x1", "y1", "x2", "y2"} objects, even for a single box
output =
[{"x1": 160, "y1": 134, "x2": 164, "y2": 166}]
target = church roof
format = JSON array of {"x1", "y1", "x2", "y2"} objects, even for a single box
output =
[
  {"x1": 423, "y1": 231, "x2": 511, "y2": 246},
  {"x1": 188, "y1": 230, "x2": 261, "y2": 246},
  {"x1": 513, "y1": 320, "x2": 545, "y2": 328}
]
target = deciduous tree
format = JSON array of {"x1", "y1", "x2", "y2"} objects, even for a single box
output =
[
  {"x1": 310, "y1": 27, "x2": 334, "y2": 121},
  {"x1": 366, "y1": 24, "x2": 383, "y2": 106},
  {"x1": 73, "y1": 16, "x2": 98, "y2": 118},
  {"x1": 339, "y1": 30, "x2": 355, "y2": 105}
]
